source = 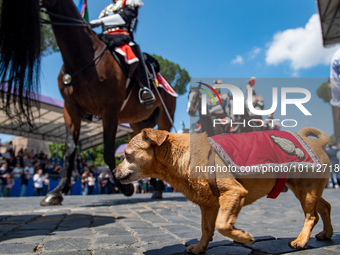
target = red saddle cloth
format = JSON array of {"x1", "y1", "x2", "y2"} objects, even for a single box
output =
[
  {"x1": 208, "y1": 130, "x2": 321, "y2": 174},
  {"x1": 156, "y1": 73, "x2": 178, "y2": 97}
]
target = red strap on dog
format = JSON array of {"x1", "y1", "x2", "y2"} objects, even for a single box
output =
[{"x1": 267, "y1": 172, "x2": 287, "y2": 199}]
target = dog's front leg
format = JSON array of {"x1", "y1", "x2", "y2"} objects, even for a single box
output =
[
  {"x1": 186, "y1": 205, "x2": 219, "y2": 254},
  {"x1": 215, "y1": 188, "x2": 255, "y2": 245}
]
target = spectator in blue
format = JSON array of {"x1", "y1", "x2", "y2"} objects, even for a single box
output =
[
  {"x1": 45, "y1": 162, "x2": 54, "y2": 175},
  {"x1": 20, "y1": 170, "x2": 31, "y2": 197},
  {"x1": 325, "y1": 142, "x2": 339, "y2": 188}
]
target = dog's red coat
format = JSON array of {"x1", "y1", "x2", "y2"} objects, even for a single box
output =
[{"x1": 208, "y1": 131, "x2": 320, "y2": 173}]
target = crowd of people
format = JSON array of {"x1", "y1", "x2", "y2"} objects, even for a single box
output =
[
  {"x1": 132, "y1": 178, "x2": 174, "y2": 198},
  {"x1": 0, "y1": 141, "x2": 175, "y2": 197},
  {"x1": 78, "y1": 168, "x2": 173, "y2": 197},
  {"x1": 0, "y1": 143, "x2": 53, "y2": 197}
]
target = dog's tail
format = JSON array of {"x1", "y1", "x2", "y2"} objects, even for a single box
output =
[{"x1": 298, "y1": 127, "x2": 329, "y2": 148}]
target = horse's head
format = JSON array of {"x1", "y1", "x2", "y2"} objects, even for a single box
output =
[{"x1": 187, "y1": 86, "x2": 201, "y2": 117}]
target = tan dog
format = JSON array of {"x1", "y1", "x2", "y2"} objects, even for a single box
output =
[{"x1": 115, "y1": 127, "x2": 332, "y2": 254}]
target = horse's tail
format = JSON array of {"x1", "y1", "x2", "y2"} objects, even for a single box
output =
[
  {"x1": 0, "y1": 0, "x2": 42, "y2": 126},
  {"x1": 298, "y1": 127, "x2": 329, "y2": 148}
]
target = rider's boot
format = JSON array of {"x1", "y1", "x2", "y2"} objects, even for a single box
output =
[{"x1": 131, "y1": 44, "x2": 156, "y2": 110}]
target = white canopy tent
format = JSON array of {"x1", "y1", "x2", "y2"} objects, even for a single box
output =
[{"x1": 0, "y1": 93, "x2": 134, "y2": 151}]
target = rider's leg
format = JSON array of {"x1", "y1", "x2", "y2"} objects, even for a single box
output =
[{"x1": 130, "y1": 44, "x2": 155, "y2": 108}]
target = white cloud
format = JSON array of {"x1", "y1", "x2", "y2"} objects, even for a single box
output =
[
  {"x1": 231, "y1": 55, "x2": 243, "y2": 64},
  {"x1": 266, "y1": 14, "x2": 340, "y2": 71},
  {"x1": 249, "y1": 47, "x2": 262, "y2": 59}
]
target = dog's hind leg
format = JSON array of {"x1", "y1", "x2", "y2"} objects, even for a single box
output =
[
  {"x1": 315, "y1": 197, "x2": 333, "y2": 240},
  {"x1": 286, "y1": 179, "x2": 321, "y2": 249},
  {"x1": 215, "y1": 188, "x2": 255, "y2": 244},
  {"x1": 186, "y1": 205, "x2": 219, "y2": 255}
]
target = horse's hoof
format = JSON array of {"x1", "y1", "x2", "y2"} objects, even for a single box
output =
[
  {"x1": 120, "y1": 183, "x2": 134, "y2": 197},
  {"x1": 40, "y1": 194, "x2": 63, "y2": 206}
]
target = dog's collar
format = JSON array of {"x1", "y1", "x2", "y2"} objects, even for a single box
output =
[{"x1": 207, "y1": 148, "x2": 220, "y2": 197}]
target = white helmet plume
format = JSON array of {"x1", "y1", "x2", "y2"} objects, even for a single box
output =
[{"x1": 125, "y1": 0, "x2": 144, "y2": 8}]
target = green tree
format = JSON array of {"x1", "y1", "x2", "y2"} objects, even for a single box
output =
[
  {"x1": 48, "y1": 142, "x2": 64, "y2": 160},
  {"x1": 81, "y1": 144, "x2": 106, "y2": 166},
  {"x1": 317, "y1": 81, "x2": 331, "y2": 103},
  {"x1": 81, "y1": 138, "x2": 130, "y2": 166},
  {"x1": 151, "y1": 54, "x2": 190, "y2": 95}
]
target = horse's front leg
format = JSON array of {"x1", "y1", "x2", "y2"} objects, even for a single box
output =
[
  {"x1": 40, "y1": 105, "x2": 81, "y2": 206},
  {"x1": 102, "y1": 114, "x2": 134, "y2": 196}
]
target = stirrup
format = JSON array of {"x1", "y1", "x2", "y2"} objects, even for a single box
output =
[{"x1": 139, "y1": 87, "x2": 156, "y2": 110}]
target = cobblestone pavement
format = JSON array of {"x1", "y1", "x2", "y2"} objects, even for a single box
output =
[{"x1": 0, "y1": 189, "x2": 339, "y2": 254}]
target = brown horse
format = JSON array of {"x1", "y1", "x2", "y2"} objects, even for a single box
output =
[{"x1": 0, "y1": 0, "x2": 176, "y2": 205}]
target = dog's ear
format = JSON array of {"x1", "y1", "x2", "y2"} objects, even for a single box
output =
[{"x1": 142, "y1": 129, "x2": 169, "y2": 146}]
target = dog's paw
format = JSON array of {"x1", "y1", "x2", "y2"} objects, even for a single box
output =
[
  {"x1": 315, "y1": 230, "x2": 333, "y2": 240},
  {"x1": 244, "y1": 232, "x2": 255, "y2": 244},
  {"x1": 288, "y1": 239, "x2": 307, "y2": 250},
  {"x1": 185, "y1": 244, "x2": 206, "y2": 254},
  {"x1": 235, "y1": 231, "x2": 255, "y2": 245}
]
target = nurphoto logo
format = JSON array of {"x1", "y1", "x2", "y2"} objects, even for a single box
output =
[{"x1": 197, "y1": 81, "x2": 312, "y2": 129}]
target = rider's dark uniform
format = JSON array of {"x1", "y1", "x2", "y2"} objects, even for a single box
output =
[
  {"x1": 90, "y1": 0, "x2": 155, "y2": 107},
  {"x1": 97, "y1": 0, "x2": 138, "y2": 45}
]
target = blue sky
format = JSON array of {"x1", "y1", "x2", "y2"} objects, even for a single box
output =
[{"x1": 0, "y1": 0, "x2": 338, "y2": 142}]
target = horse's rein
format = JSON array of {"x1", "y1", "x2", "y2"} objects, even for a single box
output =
[
  {"x1": 60, "y1": 44, "x2": 107, "y2": 85},
  {"x1": 59, "y1": 43, "x2": 107, "y2": 119},
  {"x1": 40, "y1": 9, "x2": 90, "y2": 28}
]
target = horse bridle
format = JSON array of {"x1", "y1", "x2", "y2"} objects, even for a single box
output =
[
  {"x1": 40, "y1": 8, "x2": 107, "y2": 85},
  {"x1": 40, "y1": 9, "x2": 90, "y2": 27},
  {"x1": 39, "y1": 7, "x2": 107, "y2": 118}
]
